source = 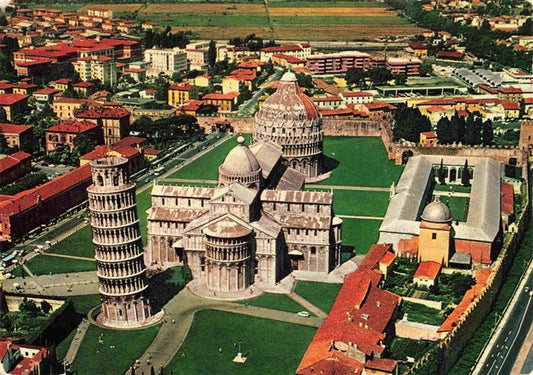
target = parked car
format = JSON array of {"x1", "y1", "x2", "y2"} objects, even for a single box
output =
[{"x1": 297, "y1": 311, "x2": 310, "y2": 317}]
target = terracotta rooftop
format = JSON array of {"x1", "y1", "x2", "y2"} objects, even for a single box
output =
[
  {"x1": 0, "y1": 123, "x2": 31, "y2": 134},
  {"x1": 0, "y1": 94, "x2": 28, "y2": 105},
  {"x1": 47, "y1": 119, "x2": 99, "y2": 134},
  {"x1": 0, "y1": 152, "x2": 31, "y2": 174},
  {"x1": 414, "y1": 261, "x2": 442, "y2": 280}
]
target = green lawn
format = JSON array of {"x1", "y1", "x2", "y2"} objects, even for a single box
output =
[
  {"x1": 47, "y1": 226, "x2": 94, "y2": 259},
  {"x1": 56, "y1": 294, "x2": 101, "y2": 361},
  {"x1": 272, "y1": 15, "x2": 411, "y2": 25},
  {"x1": 24, "y1": 255, "x2": 96, "y2": 276},
  {"x1": 138, "y1": 14, "x2": 270, "y2": 27},
  {"x1": 294, "y1": 281, "x2": 341, "y2": 313},
  {"x1": 401, "y1": 301, "x2": 444, "y2": 326},
  {"x1": 437, "y1": 195, "x2": 469, "y2": 223},
  {"x1": 433, "y1": 184, "x2": 471, "y2": 194},
  {"x1": 341, "y1": 217, "x2": 382, "y2": 255},
  {"x1": 320, "y1": 137, "x2": 404, "y2": 187},
  {"x1": 70, "y1": 323, "x2": 161, "y2": 375},
  {"x1": 236, "y1": 293, "x2": 306, "y2": 314},
  {"x1": 165, "y1": 310, "x2": 316, "y2": 375},
  {"x1": 331, "y1": 190, "x2": 389, "y2": 217},
  {"x1": 169, "y1": 135, "x2": 250, "y2": 180}
]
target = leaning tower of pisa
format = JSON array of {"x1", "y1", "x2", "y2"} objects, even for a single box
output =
[{"x1": 87, "y1": 157, "x2": 151, "y2": 327}]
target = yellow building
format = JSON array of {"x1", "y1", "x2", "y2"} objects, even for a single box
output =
[
  {"x1": 194, "y1": 75, "x2": 211, "y2": 88},
  {"x1": 168, "y1": 83, "x2": 198, "y2": 107},
  {"x1": 418, "y1": 197, "x2": 452, "y2": 267}
]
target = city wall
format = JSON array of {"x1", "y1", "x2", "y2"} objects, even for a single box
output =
[{"x1": 408, "y1": 190, "x2": 530, "y2": 374}]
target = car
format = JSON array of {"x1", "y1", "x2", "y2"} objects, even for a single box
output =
[
  {"x1": 525, "y1": 286, "x2": 530, "y2": 293},
  {"x1": 297, "y1": 311, "x2": 310, "y2": 317}
]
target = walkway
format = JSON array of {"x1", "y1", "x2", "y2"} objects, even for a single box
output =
[
  {"x1": 288, "y1": 293, "x2": 327, "y2": 319},
  {"x1": 134, "y1": 287, "x2": 323, "y2": 374},
  {"x1": 64, "y1": 319, "x2": 90, "y2": 367},
  {"x1": 338, "y1": 214, "x2": 384, "y2": 220},
  {"x1": 41, "y1": 253, "x2": 94, "y2": 261}
]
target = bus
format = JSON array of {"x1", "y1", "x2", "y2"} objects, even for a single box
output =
[
  {"x1": 1, "y1": 253, "x2": 16, "y2": 267},
  {"x1": 153, "y1": 166, "x2": 165, "y2": 176}
]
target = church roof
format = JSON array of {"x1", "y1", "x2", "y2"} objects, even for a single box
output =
[
  {"x1": 204, "y1": 214, "x2": 253, "y2": 238},
  {"x1": 421, "y1": 196, "x2": 452, "y2": 223},
  {"x1": 220, "y1": 136, "x2": 261, "y2": 176},
  {"x1": 212, "y1": 183, "x2": 258, "y2": 205},
  {"x1": 248, "y1": 140, "x2": 282, "y2": 180}
]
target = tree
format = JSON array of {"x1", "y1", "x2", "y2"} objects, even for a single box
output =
[
  {"x1": 393, "y1": 105, "x2": 431, "y2": 142},
  {"x1": 473, "y1": 117, "x2": 483, "y2": 145},
  {"x1": 436, "y1": 117, "x2": 453, "y2": 144},
  {"x1": 438, "y1": 158, "x2": 445, "y2": 184},
  {"x1": 461, "y1": 159, "x2": 470, "y2": 186},
  {"x1": 464, "y1": 114, "x2": 476, "y2": 145},
  {"x1": 482, "y1": 119, "x2": 494, "y2": 145},
  {"x1": 394, "y1": 74, "x2": 407, "y2": 86},
  {"x1": 296, "y1": 73, "x2": 313, "y2": 88},
  {"x1": 73, "y1": 133, "x2": 99, "y2": 156},
  {"x1": 0, "y1": 133, "x2": 8, "y2": 154},
  {"x1": 207, "y1": 40, "x2": 217, "y2": 68},
  {"x1": 345, "y1": 68, "x2": 365, "y2": 87},
  {"x1": 0, "y1": 107, "x2": 6, "y2": 123},
  {"x1": 419, "y1": 62, "x2": 433, "y2": 77},
  {"x1": 0, "y1": 15, "x2": 7, "y2": 27}
]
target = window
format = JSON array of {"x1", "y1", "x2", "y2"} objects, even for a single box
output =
[
  {"x1": 310, "y1": 246, "x2": 316, "y2": 255},
  {"x1": 432, "y1": 233, "x2": 437, "y2": 240}
]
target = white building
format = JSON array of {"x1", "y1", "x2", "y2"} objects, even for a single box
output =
[
  {"x1": 144, "y1": 47, "x2": 187, "y2": 77},
  {"x1": 74, "y1": 56, "x2": 117, "y2": 86}
]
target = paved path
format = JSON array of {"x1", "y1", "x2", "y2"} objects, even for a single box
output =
[
  {"x1": 41, "y1": 253, "x2": 94, "y2": 261},
  {"x1": 512, "y1": 318, "x2": 533, "y2": 374},
  {"x1": 433, "y1": 190, "x2": 470, "y2": 198},
  {"x1": 64, "y1": 319, "x2": 90, "y2": 367},
  {"x1": 338, "y1": 214, "x2": 384, "y2": 220},
  {"x1": 134, "y1": 287, "x2": 323, "y2": 374},
  {"x1": 288, "y1": 292, "x2": 328, "y2": 318}
]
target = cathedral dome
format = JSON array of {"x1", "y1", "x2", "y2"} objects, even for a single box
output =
[
  {"x1": 421, "y1": 197, "x2": 452, "y2": 223},
  {"x1": 219, "y1": 137, "x2": 262, "y2": 188},
  {"x1": 221, "y1": 137, "x2": 260, "y2": 175}
]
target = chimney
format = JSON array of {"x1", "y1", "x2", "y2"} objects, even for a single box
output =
[{"x1": 377, "y1": 301, "x2": 381, "y2": 308}]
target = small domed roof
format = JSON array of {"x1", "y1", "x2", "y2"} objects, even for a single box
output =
[
  {"x1": 281, "y1": 70, "x2": 297, "y2": 82},
  {"x1": 220, "y1": 137, "x2": 260, "y2": 175},
  {"x1": 421, "y1": 196, "x2": 452, "y2": 223}
]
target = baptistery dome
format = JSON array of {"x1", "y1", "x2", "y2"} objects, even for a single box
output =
[{"x1": 253, "y1": 70, "x2": 323, "y2": 179}]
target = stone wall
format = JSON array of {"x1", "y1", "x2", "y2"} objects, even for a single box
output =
[
  {"x1": 408, "y1": 187, "x2": 530, "y2": 374},
  {"x1": 396, "y1": 320, "x2": 440, "y2": 341},
  {"x1": 195, "y1": 114, "x2": 395, "y2": 138}
]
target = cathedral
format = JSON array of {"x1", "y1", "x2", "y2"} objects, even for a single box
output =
[{"x1": 145, "y1": 71, "x2": 342, "y2": 296}]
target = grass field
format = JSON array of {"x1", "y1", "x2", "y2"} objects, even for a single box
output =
[
  {"x1": 169, "y1": 135, "x2": 248, "y2": 180},
  {"x1": 308, "y1": 189, "x2": 389, "y2": 217},
  {"x1": 56, "y1": 294, "x2": 101, "y2": 360},
  {"x1": 47, "y1": 226, "x2": 94, "y2": 259},
  {"x1": 342, "y1": 217, "x2": 382, "y2": 255},
  {"x1": 322, "y1": 137, "x2": 404, "y2": 187},
  {"x1": 237, "y1": 293, "x2": 306, "y2": 313},
  {"x1": 165, "y1": 310, "x2": 316, "y2": 375},
  {"x1": 62, "y1": 1, "x2": 421, "y2": 40},
  {"x1": 433, "y1": 184, "x2": 471, "y2": 193},
  {"x1": 294, "y1": 281, "x2": 341, "y2": 313},
  {"x1": 24, "y1": 255, "x2": 96, "y2": 276},
  {"x1": 435, "y1": 195, "x2": 469, "y2": 223},
  {"x1": 70, "y1": 323, "x2": 161, "y2": 375}
]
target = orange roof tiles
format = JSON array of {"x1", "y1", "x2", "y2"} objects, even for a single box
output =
[
  {"x1": 47, "y1": 119, "x2": 99, "y2": 134},
  {"x1": 439, "y1": 268, "x2": 490, "y2": 332},
  {"x1": 380, "y1": 251, "x2": 396, "y2": 266},
  {"x1": 414, "y1": 261, "x2": 442, "y2": 280},
  {"x1": 501, "y1": 182, "x2": 514, "y2": 216},
  {"x1": 0, "y1": 94, "x2": 28, "y2": 105},
  {"x1": 0, "y1": 123, "x2": 31, "y2": 135}
]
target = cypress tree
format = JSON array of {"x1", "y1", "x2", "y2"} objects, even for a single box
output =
[
  {"x1": 482, "y1": 119, "x2": 494, "y2": 145},
  {"x1": 464, "y1": 115, "x2": 475, "y2": 145},
  {"x1": 439, "y1": 158, "x2": 445, "y2": 184},
  {"x1": 461, "y1": 159, "x2": 470, "y2": 186},
  {"x1": 436, "y1": 116, "x2": 453, "y2": 144}
]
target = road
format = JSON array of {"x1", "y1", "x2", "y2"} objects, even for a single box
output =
[{"x1": 478, "y1": 267, "x2": 532, "y2": 375}]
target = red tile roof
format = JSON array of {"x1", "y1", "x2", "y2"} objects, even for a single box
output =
[
  {"x1": 421, "y1": 131, "x2": 437, "y2": 138},
  {"x1": 380, "y1": 251, "x2": 396, "y2": 266},
  {"x1": 0, "y1": 164, "x2": 91, "y2": 217},
  {"x1": 437, "y1": 50, "x2": 464, "y2": 60},
  {"x1": 439, "y1": 268, "x2": 490, "y2": 333},
  {"x1": 34, "y1": 88, "x2": 60, "y2": 96},
  {"x1": 47, "y1": 119, "x2": 99, "y2": 134},
  {"x1": 0, "y1": 94, "x2": 28, "y2": 105},
  {"x1": 501, "y1": 182, "x2": 514, "y2": 216},
  {"x1": 409, "y1": 41, "x2": 427, "y2": 50},
  {"x1": 414, "y1": 261, "x2": 441, "y2": 280},
  {"x1": 501, "y1": 100, "x2": 520, "y2": 110},
  {"x1": 360, "y1": 244, "x2": 394, "y2": 270},
  {"x1": 0, "y1": 152, "x2": 31, "y2": 174},
  {"x1": 76, "y1": 106, "x2": 130, "y2": 119},
  {"x1": 297, "y1": 244, "x2": 400, "y2": 375},
  {"x1": 0, "y1": 123, "x2": 31, "y2": 135},
  {"x1": 342, "y1": 91, "x2": 373, "y2": 97},
  {"x1": 202, "y1": 92, "x2": 239, "y2": 100},
  {"x1": 398, "y1": 236, "x2": 419, "y2": 258},
  {"x1": 169, "y1": 83, "x2": 195, "y2": 91},
  {"x1": 366, "y1": 358, "x2": 398, "y2": 372},
  {"x1": 498, "y1": 87, "x2": 522, "y2": 94}
]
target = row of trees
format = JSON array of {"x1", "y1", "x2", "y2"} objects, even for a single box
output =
[
  {"x1": 229, "y1": 34, "x2": 276, "y2": 52},
  {"x1": 436, "y1": 113, "x2": 494, "y2": 146},
  {"x1": 131, "y1": 114, "x2": 203, "y2": 148},
  {"x1": 143, "y1": 28, "x2": 192, "y2": 49},
  {"x1": 393, "y1": 105, "x2": 432, "y2": 142},
  {"x1": 386, "y1": 0, "x2": 531, "y2": 72}
]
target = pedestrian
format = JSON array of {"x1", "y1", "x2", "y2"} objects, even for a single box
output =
[{"x1": 219, "y1": 347, "x2": 222, "y2": 353}]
